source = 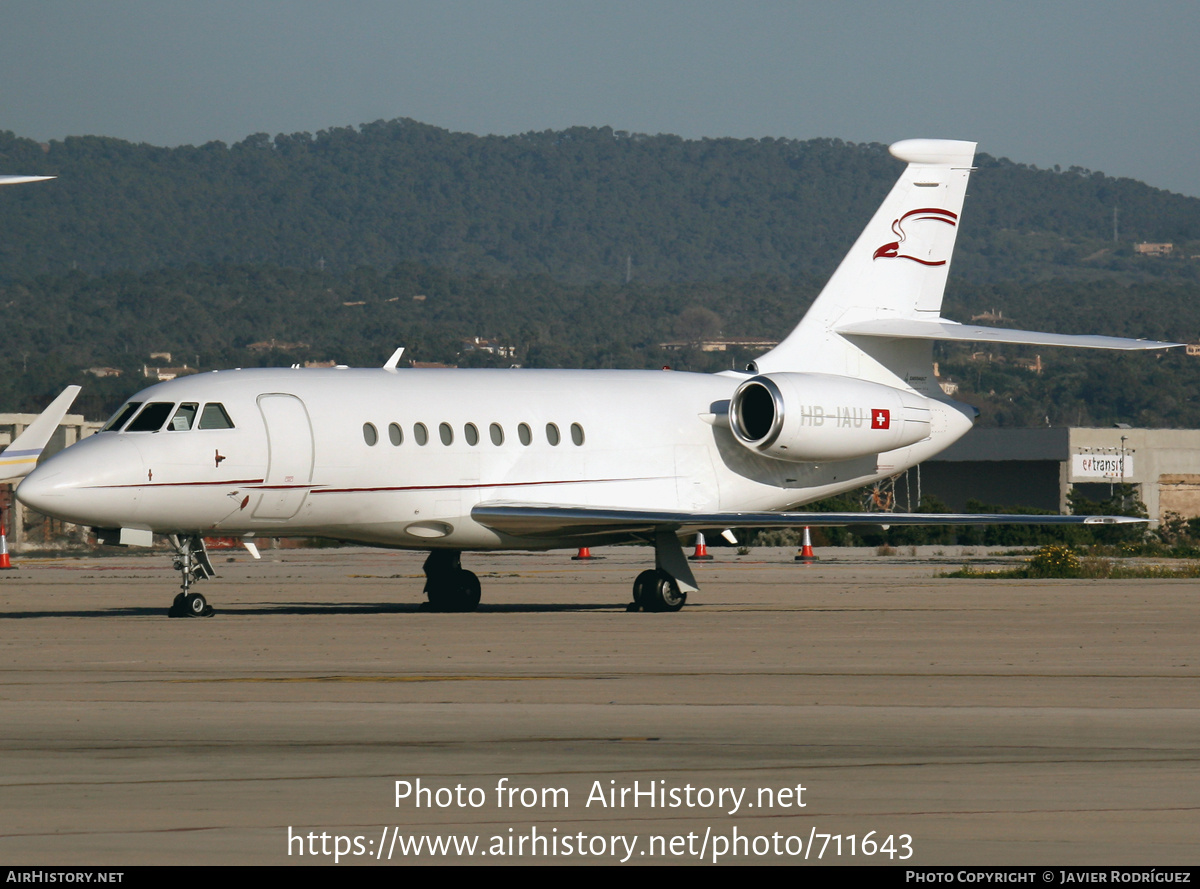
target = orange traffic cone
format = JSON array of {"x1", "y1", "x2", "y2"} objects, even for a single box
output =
[
  {"x1": 572, "y1": 546, "x2": 596, "y2": 560},
  {"x1": 795, "y1": 526, "x2": 817, "y2": 563},
  {"x1": 689, "y1": 532, "x2": 713, "y2": 561},
  {"x1": 0, "y1": 522, "x2": 14, "y2": 570}
]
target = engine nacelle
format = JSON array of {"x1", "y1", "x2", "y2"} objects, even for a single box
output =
[{"x1": 729, "y1": 372, "x2": 932, "y2": 462}]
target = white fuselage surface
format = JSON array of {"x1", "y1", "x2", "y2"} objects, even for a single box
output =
[{"x1": 18, "y1": 366, "x2": 973, "y2": 549}]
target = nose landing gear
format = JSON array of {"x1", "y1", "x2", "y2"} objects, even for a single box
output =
[{"x1": 167, "y1": 533, "x2": 216, "y2": 618}]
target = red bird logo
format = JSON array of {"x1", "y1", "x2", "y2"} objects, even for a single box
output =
[{"x1": 873, "y1": 207, "x2": 957, "y2": 266}]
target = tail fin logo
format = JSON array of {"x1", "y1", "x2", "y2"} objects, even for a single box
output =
[{"x1": 872, "y1": 207, "x2": 958, "y2": 266}]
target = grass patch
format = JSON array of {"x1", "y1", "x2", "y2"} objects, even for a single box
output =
[{"x1": 942, "y1": 544, "x2": 1200, "y2": 579}]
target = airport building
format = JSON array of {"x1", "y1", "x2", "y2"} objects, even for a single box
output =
[{"x1": 921, "y1": 426, "x2": 1200, "y2": 523}]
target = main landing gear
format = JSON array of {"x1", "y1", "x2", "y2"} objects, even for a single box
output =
[
  {"x1": 421, "y1": 532, "x2": 698, "y2": 614},
  {"x1": 625, "y1": 529, "x2": 698, "y2": 613},
  {"x1": 629, "y1": 569, "x2": 687, "y2": 612},
  {"x1": 422, "y1": 550, "x2": 481, "y2": 613},
  {"x1": 167, "y1": 533, "x2": 216, "y2": 618}
]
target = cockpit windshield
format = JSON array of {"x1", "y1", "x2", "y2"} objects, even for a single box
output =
[
  {"x1": 101, "y1": 400, "x2": 234, "y2": 433},
  {"x1": 100, "y1": 402, "x2": 142, "y2": 432},
  {"x1": 124, "y1": 402, "x2": 175, "y2": 433}
]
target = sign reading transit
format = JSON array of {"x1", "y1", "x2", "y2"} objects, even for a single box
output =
[{"x1": 1073, "y1": 454, "x2": 1134, "y2": 479}]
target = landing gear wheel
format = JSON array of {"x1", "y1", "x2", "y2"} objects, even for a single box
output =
[
  {"x1": 425, "y1": 569, "x2": 481, "y2": 613},
  {"x1": 630, "y1": 569, "x2": 686, "y2": 612},
  {"x1": 631, "y1": 569, "x2": 658, "y2": 611},
  {"x1": 645, "y1": 570, "x2": 686, "y2": 613},
  {"x1": 455, "y1": 570, "x2": 481, "y2": 612},
  {"x1": 168, "y1": 591, "x2": 214, "y2": 618}
]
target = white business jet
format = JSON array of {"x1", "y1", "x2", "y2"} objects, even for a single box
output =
[{"x1": 16, "y1": 140, "x2": 1174, "y2": 617}]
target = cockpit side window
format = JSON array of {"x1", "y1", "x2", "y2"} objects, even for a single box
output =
[
  {"x1": 124, "y1": 402, "x2": 175, "y2": 432},
  {"x1": 100, "y1": 402, "x2": 142, "y2": 432},
  {"x1": 198, "y1": 403, "x2": 235, "y2": 430},
  {"x1": 168, "y1": 403, "x2": 199, "y2": 431}
]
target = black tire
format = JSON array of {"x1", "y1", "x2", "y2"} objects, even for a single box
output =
[
  {"x1": 632, "y1": 569, "x2": 658, "y2": 608},
  {"x1": 644, "y1": 570, "x2": 687, "y2": 613},
  {"x1": 426, "y1": 570, "x2": 481, "y2": 613},
  {"x1": 456, "y1": 570, "x2": 481, "y2": 612},
  {"x1": 188, "y1": 592, "x2": 214, "y2": 614},
  {"x1": 169, "y1": 592, "x2": 213, "y2": 618}
]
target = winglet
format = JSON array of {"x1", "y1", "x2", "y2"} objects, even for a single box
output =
[{"x1": 0, "y1": 386, "x2": 82, "y2": 480}]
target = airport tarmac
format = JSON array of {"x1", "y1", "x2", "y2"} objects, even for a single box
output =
[{"x1": 0, "y1": 545, "x2": 1196, "y2": 865}]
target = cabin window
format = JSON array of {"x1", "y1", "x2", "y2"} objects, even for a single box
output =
[
  {"x1": 571, "y1": 423, "x2": 585, "y2": 446},
  {"x1": 125, "y1": 402, "x2": 175, "y2": 433},
  {"x1": 101, "y1": 402, "x2": 142, "y2": 432},
  {"x1": 388, "y1": 423, "x2": 403, "y2": 446},
  {"x1": 464, "y1": 423, "x2": 479, "y2": 446},
  {"x1": 545, "y1": 423, "x2": 561, "y2": 446},
  {"x1": 517, "y1": 423, "x2": 532, "y2": 446},
  {"x1": 168, "y1": 403, "x2": 198, "y2": 431},
  {"x1": 489, "y1": 423, "x2": 504, "y2": 446},
  {"x1": 198, "y1": 403, "x2": 235, "y2": 430},
  {"x1": 414, "y1": 423, "x2": 428, "y2": 446},
  {"x1": 363, "y1": 423, "x2": 378, "y2": 446},
  {"x1": 439, "y1": 422, "x2": 454, "y2": 445}
]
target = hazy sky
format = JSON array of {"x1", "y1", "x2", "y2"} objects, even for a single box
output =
[{"x1": 4, "y1": 1, "x2": 1199, "y2": 196}]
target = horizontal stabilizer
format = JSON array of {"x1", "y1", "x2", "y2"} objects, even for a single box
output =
[
  {"x1": 0, "y1": 386, "x2": 82, "y2": 481},
  {"x1": 473, "y1": 503, "x2": 1142, "y2": 540},
  {"x1": 0, "y1": 175, "x2": 55, "y2": 187},
  {"x1": 834, "y1": 318, "x2": 1181, "y2": 351}
]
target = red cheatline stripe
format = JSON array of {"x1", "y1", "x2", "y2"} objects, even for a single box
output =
[
  {"x1": 312, "y1": 477, "x2": 655, "y2": 494},
  {"x1": 89, "y1": 476, "x2": 659, "y2": 494}
]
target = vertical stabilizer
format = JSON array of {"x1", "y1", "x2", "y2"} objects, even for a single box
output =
[
  {"x1": 755, "y1": 139, "x2": 976, "y2": 388},
  {"x1": 1, "y1": 386, "x2": 82, "y2": 481}
]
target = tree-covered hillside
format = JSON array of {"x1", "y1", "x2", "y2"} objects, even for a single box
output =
[{"x1": 1, "y1": 120, "x2": 1198, "y2": 285}]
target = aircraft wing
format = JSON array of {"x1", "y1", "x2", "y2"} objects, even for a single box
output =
[
  {"x1": 0, "y1": 386, "x2": 82, "y2": 481},
  {"x1": 834, "y1": 318, "x2": 1182, "y2": 351},
  {"x1": 472, "y1": 502, "x2": 1142, "y2": 539}
]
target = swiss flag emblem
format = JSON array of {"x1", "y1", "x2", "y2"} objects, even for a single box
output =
[{"x1": 871, "y1": 409, "x2": 891, "y2": 430}]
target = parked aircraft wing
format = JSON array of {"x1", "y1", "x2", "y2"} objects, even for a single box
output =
[
  {"x1": 834, "y1": 318, "x2": 1181, "y2": 350},
  {"x1": 0, "y1": 386, "x2": 82, "y2": 481},
  {"x1": 472, "y1": 502, "x2": 1142, "y2": 539}
]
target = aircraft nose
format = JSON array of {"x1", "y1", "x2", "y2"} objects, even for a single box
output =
[{"x1": 17, "y1": 435, "x2": 146, "y2": 526}]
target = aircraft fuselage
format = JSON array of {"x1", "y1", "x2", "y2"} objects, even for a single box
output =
[{"x1": 18, "y1": 366, "x2": 974, "y2": 550}]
